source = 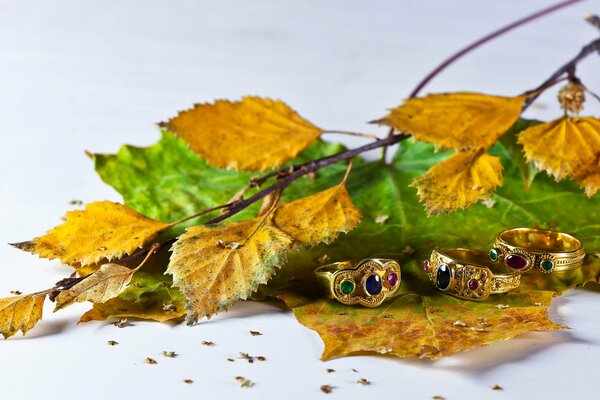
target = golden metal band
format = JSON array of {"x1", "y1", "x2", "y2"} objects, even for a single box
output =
[
  {"x1": 426, "y1": 248, "x2": 520, "y2": 301},
  {"x1": 315, "y1": 258, "x2": 401, "y2": 307},
  {"x1": 490, "y1": 228, "x2": 585, "y2": 273}
]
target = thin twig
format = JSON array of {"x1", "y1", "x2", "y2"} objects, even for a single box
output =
[{"x1": 322, "y1": 130, "x2": 381, "y2": 140}]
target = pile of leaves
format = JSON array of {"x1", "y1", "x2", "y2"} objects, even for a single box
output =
[{"x1": 2, "y1": 10, "x2": 600, "y2": 361}]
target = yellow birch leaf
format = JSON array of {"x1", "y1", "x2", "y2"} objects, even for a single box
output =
[
  {"x1": 518, "y1": 116, "x2": 600, "y2": 180},
  {"x1": 161, "y1": 96, "x2": 323, "y2": 171},
  {"x1": 12, "y1": 201, "x2": 170, "y2": 269},
  {"x1": 0, "y1": 292, "x2": 47, "y2": 339},
  {"x1": 274, "y1": 180, "x2": 362, "y2": 247},
  {"x1": 376, "y1": 92, "x2": 526, "y2": 149},
  {"x1": 579, "y1": 172, "x2": 600, "y2": 197},
  {"x1": 411, "y1": 150, "x2": 503, "y2": 215},
  {"x1": 167, "y1": 216, "x2": 293, "y2": 324}
]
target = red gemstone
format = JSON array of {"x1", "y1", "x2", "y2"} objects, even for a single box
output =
[
  {"x1": 468, "y1": 279, "x2": 479, "y2": 290},
  {"x1": 424, "y1": 260, "x2": 430, "y2": 272},
  {"x1": 506, "y1": 254, "x2": 528, "y2": 270},
  {"x1": 387, "y1": 272, "x2": 398, "y2": 287}
]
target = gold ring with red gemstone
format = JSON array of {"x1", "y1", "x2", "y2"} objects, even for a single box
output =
[
  {"x1": 489, "y1": 228, "x2": 585, "y2": 273},
  {"x1": 425, "y1": 248, "x2": 521, "y2": 301},
  {"x1": 314, "y1": 258, "x2": 401, "y2": 307}
]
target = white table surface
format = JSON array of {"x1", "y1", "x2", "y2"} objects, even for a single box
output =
[{"x1": 1, "y1": 1, "x2": 599, "y2": 399}]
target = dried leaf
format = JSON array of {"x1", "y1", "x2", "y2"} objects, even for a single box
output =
[
  {"x1": 518, "y1": 116, "x2": 600, "y2": 180},
  {"x1": 161, "y1": 96, "x2": 323, "y2": 171},
  {"x1": 12, "y1": 201, "x2": 170, "y2": 269},
  {"x1": 411, "y1": 150, "x2": 503, "y2": 215},
  {"x1": 376, "y1": 92, "x2": 526, "y2": 149},
  {"x1": 0, "y1": 292, "x2": 46, "y2": 339},
  {"x1": 168, "y1": 216, "x2": 292, "y2": 323},
  {"x1": 578, "y1": 171, "x2": 600, "y2": 197}
]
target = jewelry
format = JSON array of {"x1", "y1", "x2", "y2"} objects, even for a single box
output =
[
  {"x1": 314, "y1": 258, "x2": 401, "y2": 307},
  {"x1": 424, "y1": 248, "x2": 520, "y2": 301},
  {"x1": 489, "y1": 228, "x2": 585, "y2": 273}
]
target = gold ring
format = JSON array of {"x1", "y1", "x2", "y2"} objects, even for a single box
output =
[
  {"x1": 489, "y1": 228, "x2": 585, "y2": 273},
  {"x1": 315, "y1": 258, "x2": 401, "y2": 307},
  {"x1": 424, "y1": 248, "x2": 520, "y2": 301}
]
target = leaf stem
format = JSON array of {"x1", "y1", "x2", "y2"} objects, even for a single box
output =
[{"x1": 322, "y1": 130, "x2": 381, "y2": 140}]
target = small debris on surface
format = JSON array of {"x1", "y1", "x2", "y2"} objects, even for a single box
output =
[
  {"x1": 482, "y1": 198, "x2": 496, "y2": 208},
  {"x1": 326, "y1": 368, "x2": 335, "y2": 373},
  {"x1": 10, "y1": 290, "x2": 22, "y2": 295},
  {"x1": 320, "y1": 385, "x2": 334, "y2": 394},
  {"x1": 318, "y1": 254, "x2": 330, "y2": 264},
  {"x1": 217, "y1": 239, "x2": 240, "y2": 249},
  {"x1": 495, "y1": 304, "x2": 509, "y2": 309},
  {"x1": 433, "y1": 396, "x2": 445, "y2": 400},
  {"x1": 183, "y1": 379, "x2": 194, "y2": 384},
  {"x1": 375, "y1": 214, "x2": 389, "y2": 224},
  {"x1": 357, "y1": 378, "x2": 370, "y2": 385},
  {"x1": 144, "y1": 357, "x2": 157, "y2": 365},
  {"x1": 492, "y1": 385, "x2": 504, "y2": 391},
  {"x1": 163, "y1": 304, "x2": 177, "y2": 312},
  {"x1": 162, "y1": 351, "x2": 177, "y2": 358},
  {"x1": 69, "y1": 199, "x2": 83, "y2": 206},
  {"x1": 249, "y1": 330, "x2": 262, "y2": 336},
  {"x1": 235, "y1": 376, "x2": 254, "y2": 388},
  {"x1": 239, "y1": 352, "x2": 254, "y2": 363},
  {"x1": 107, "y1": 340, "x2": 119, "y2": 346},
  {"x1": 256, "y1": 356, "x2": 266, "y2": 361},
  {"x1": 202, "y1": 340, "x2": 215, "y2": 346},
  {"x1": 534, "y1": 302, "x2": 542, "y2": 306},
  {"x1": 351, "y1": 368, "x2": 359, "y2": 373},
  {"x1": 227, "y1": 358, "x2": 235, "y2": 362},
  {"x1": 113, "y1": 318, "x2": 128, "y2": 328},
  {"x1": 453, "y1": 320, "x2": 467, "y2": 327}
]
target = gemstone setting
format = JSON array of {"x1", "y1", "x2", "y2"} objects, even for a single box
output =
[
  {"x1": 365, "y1": 274, "x2": 383, "y2": 296},
  {"x1": 468, "y1": 279, "x2": 479, "y2": 290},
  {"x1": 340, "y1": 279, "x2": 355, "y2": 295},
  {"x1": 540, "y1": 259, "x2": 554, "y2": 272},
  {"x1": 506, "y1": 254, "x2": 528, "y2": 270},
  {"x1": 489, "y1": 248, "x2": 499, "y2": 261},
  {"x1": 436, "y1": 264, "x2": 452, "y2": 291},
  {"x1": 387, "y1": 272, "x2": 398, "y2": 287}
]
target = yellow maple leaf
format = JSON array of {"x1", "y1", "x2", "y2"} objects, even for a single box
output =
[
  {"x1": 12, "y1": 201, "x2": 171, "y2": 269},
  {"x1": 0, "y1": 292, "x2": 47, "y2": 339},
  {"x1": 518, "y1": 116, "x2": 600, "y2": 180},
  {"x1": 411, "y1": 150, "x2": 504, "y2": 215},
  {"x1": 167, "y1": 216, "x2": 293, "y2": 324},
  {"x1": 274, "y1": 175, "x2": 362, "y2": 247},
  {"x1": 161, "y1": 96, "x2": 323, "y2": 171},
  {"x1": 376, "y1": 92, "x2": 526, "y2": 149}
]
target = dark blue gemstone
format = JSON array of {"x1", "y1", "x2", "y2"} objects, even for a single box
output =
[
  {"x1": 365, "y1": 274, "x2": 382, "y2": 296},
  {"x1": 436, "y1": 263, "x2": 452, "y2": 290}
]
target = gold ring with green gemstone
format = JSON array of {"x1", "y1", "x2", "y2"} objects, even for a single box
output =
[
  {"x1": 314, "y1": 258, "x2": 401, "y2": 307},
  {"x1": 489, "y1": 228, "x2": 586, "y2": 273},
  {"x1": 424, "y1": 248, "x2": 521, "y2": 301}
]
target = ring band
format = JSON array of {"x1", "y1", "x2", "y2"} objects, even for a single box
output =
[
  {"x1": 425, "y1": 248, "x2": 520, "y2": 301},
  {"x1": 315, "y1": 258, "x2": 401, "y2": 307},
  {"x1": 489, "y1": 228, "x2": 585, "y2": 273}
]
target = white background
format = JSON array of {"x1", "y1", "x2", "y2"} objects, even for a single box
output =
[{"x1": 1, "y1": 1, "x2": 600, "y2": 399}]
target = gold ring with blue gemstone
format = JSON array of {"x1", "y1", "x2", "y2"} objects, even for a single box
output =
[
  {"x1": 315, "y1": 258, "x2": 401, "y2": 307},
  {"x1": 489, "y1": 228, "x2": 585, "y2": 273},
  {"x1": 425, "y1": 248, "x2": 520, "y2": 301}
]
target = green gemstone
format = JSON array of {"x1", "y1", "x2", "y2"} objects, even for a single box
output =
[
  {"x1": 340, "y1": 280, "x2": 355, "y2": 295},
  {"x1": 541, "y1": 260, "x2": 554, "y2": 271},
  {"x1": 489, "y1": 248, "x2": 499, "y2": 261}
]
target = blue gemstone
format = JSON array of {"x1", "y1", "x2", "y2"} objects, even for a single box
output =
[
  {"x1": 436, "y1": 263, "x2": 452, "y2": 290},
  {"x1": 365, "y1": 274, "x2": 382, "y2": 295}
]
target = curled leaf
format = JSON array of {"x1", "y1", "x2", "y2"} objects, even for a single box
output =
[
  {"x1": 411, "y1": 150, "x2": 504, "y2": 215},
  {"x1": 0, "y1": 292, "x2": 47, "y2": 339},
  {"x1": 161, "y1": 96, "x2": 323, "y2": 171},
  {"x1": 376, "y1": 92, "x2": 526, "y2": 149},
  {"x1": 12, "y1": 201, "x2": 170, "y2": 269}
]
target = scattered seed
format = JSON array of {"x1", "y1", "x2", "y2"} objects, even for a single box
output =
[
  {"x1": 239, "y1": 352, "x2": 254, "y2": 363},
  {"x1": 318, "y1": 254, "x2": 330, "y2": 264},
  {"x1": 227, "y1": 358, "x2": 235, "y2": 362},
  {"x1": 357, "y1": 378, "x2": 370, "y2": 385},
  {"x1": 202, "y1": 340, "x2": 215, "y2": 346},
  {"x1": 495, "y1": 304, "x2": 509, "y2": 309},
  {"x1": 107, "y1": 340, "x2": 119, "y2": 346},
  {"x1": 163, "y1": 304, "x2": 177, "y2": 312},
  {"x1": 320, "y1": 385, "x2": 334, "y2": 394},
  {"x1": 144, "y1": 357, "x2": 157, "y2": 365},
  {"x1": 433, "y1": 396, "x2": 445, "y2": 400},
  {"x1": 375, "y1": 214, "x2": 389, "y2": 224},
  {"x1": 326, "y1": 368, "x2": 335, "y2": 373},
  {"x1": 351, "y1": 368, "x2": 359, "y2": 373},
  {"x1": 69, "y1": 199, "x2": 83, "y2": 206},
  {"x1": 183, "y1": 379, "x2": 194, "y2": 384},
  {"x1": 256, "y1": 356, "x2": 266, "y2": 361},
  {"x1": 235, "y1": 376, "x2": 254, "y2": 388},
  {"x1": 113, "y1": 318, "x2": 128, "y2": 328},
  {"x1": 10, "y1": 290, "x2": 22, "y2": 295},
  {"x1": 492, "y1": 385, "x2": 504, "y2": 391},
  {"x1": 249, "y1": 330, "x2": 262, "y2": 336},
  {"x1": 162, "y1": 351, "x2": 177, "y2": 358}
]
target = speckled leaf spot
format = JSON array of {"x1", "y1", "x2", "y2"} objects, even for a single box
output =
[
  {"x1": 161, "y1": 96, "x2": 324, "y2": 171},
  {"x1": 375, "y1": 92, "x2": 527, "y2": 150},
  {"x1": 167, "y1": 215, "x2": 293, "y2": 324},
  {"x1": 0, "y1": 292, "x2": 47, "y2": 339},
  {"x1": 11, "y1": 201, "x2": 171, "y2": 270}
]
